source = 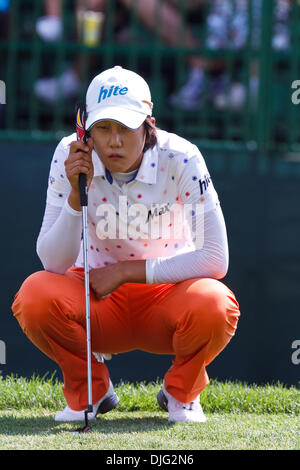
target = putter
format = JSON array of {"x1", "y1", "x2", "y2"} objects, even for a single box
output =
[{"x1": 75, "y1": 103, "x2": 93, "y2": 433}]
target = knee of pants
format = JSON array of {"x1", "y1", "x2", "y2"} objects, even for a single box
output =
[
  {"x1": 12, "y1": 271, "x2": 57, "y2": 333},
  {"x1": 179, "y1": 279, "x2": 240, "y2": 343}
]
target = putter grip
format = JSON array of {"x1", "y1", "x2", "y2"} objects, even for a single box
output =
[{"x1": 79, "y1": 173, "x2": 88, "y2": 207}]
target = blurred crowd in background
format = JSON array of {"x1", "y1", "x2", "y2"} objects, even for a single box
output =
[{"x1": 0, "y1": 0, "x2": 295, "y2": 145}]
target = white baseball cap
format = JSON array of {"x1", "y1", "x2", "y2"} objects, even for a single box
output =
[{"x1": 85, "y1": 65, "x2": 153, "y2": 131}]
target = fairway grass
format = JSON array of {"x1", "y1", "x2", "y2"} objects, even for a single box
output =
[{"x1": 0, "y1": 375, "x2": 299, "y2": 450}]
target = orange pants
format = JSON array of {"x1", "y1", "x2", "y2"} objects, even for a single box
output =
[{"x1": 11, "y1": 267, "x2": 240, "y2": 411}]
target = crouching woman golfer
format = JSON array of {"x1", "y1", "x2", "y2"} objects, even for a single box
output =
[{"x1": 12, "y1": 66, "x2": 240, "y2": 423}]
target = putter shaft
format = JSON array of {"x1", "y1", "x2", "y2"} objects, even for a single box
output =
[{"x1": 82, "y1": 205, "x2": 93, "y2": 412}]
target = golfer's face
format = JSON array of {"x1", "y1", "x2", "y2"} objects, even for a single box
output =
[{"x1": 90, "y1": 120, "x2": 146, "y2": 173}]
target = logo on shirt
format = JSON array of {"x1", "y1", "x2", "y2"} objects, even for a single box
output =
[
  {"x1": 199, "y1": 174, "x2": 211, "y2": 195},
  {"x1": 146, "y1": 203, "x2": 170, "y2": 223},
  {"x1": 98, "y1": 85, "x2": 128, "y2": 103}
]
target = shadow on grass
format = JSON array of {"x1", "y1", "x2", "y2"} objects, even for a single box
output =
[{"x1": 0, "y1": 413, "x2": 174, "y2": 437}]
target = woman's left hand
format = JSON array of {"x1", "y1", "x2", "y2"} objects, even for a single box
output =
[
  {"x1": 89, "y1": 260, "x2": 146, "y2": 299},
  {"x1": 89, "y1": 263, "x2": 125, "y2": 299}
]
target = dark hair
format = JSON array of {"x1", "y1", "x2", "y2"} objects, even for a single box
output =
[{"x1": 143, "y1": 116, "x2": 158, "y2": 152}]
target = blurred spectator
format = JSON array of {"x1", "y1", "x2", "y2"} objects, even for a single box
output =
[
  {"x1": 272, "y1": 0, "x2": 291, "y2": 50},
  {"x1": 34, "y1": 0, "x2": 105, "y2": 103},
  {"x1": 119, "y1": 0, "x2": 211, "y2": 110},
  {"x1": 209, "y1": 0, "x2": 292, "y2": 111},
  {"x1": 35, "y1": 0, "x2": 106, "y2": 42},
  {"x1": 35, "y1": 0, "x2": 62, "y2": 42}
]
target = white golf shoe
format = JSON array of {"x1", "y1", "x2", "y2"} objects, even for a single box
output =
[
  {"x1": 157, "y1": 385, "x2": 207, "y2": 423},
  {"x1": 55, "y1": 380, "x2": 118, "y2": 422}
]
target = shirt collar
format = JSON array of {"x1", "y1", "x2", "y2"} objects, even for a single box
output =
[
  {"x1": 135, "y1": 145, "x2": 158, "y2": 185},
  {"x1": 92, "y1": 145, "x2": 158, "y2": 185},
  {"x1": 92, "y1": 149, "x2": 105, "y2": 177}
]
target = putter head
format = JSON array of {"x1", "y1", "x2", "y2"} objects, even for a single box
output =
[
  {"x1": 74, "y1": 424, "x2": 91, "y2": 433},
  {"x1": 73, "y1": 407, "x2": 93, "y2": 434}
]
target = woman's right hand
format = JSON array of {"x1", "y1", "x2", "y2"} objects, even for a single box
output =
[{"x1": 65, "y1": 137, "x2": 94, "y2": 210}]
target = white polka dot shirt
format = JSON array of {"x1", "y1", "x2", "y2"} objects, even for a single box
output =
[{"x1": 37, "y1": 129, "x2": 228, "y2": 283}]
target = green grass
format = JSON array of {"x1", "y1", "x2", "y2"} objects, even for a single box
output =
[{"x1": 0, "y1": 374, "x2": 299, "y2": 450}]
